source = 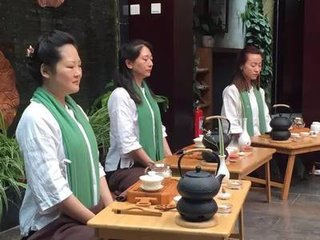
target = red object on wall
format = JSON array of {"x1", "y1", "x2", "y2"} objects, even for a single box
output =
[{"x1": 194, "y1": 107, "x2": 204, "y2": 138}]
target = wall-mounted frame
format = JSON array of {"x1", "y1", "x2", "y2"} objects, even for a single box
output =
[{"x1": 208, "y1": 0, "x2": 229, "y2": 33}]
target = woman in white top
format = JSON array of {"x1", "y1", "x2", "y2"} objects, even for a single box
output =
[
  {"x1": 221, "y1": 45, "x2": 286, "y2": 181},
  {"x1": 16, "y1": 30, "x2": 113, "y2": 240},
  {"x1": 105, "y1": 39, "x2": 172, "y2": 195},
  {"x1": 221, "y1": 45, "x2": 272, "y2": 139}
]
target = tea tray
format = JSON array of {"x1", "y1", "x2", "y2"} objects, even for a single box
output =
[{"x1": 127, "y1": 178, "x2": 178, "y2": 205}]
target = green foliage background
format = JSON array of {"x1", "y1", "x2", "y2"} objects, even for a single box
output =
[{"x1": 241, "y1": 0, "x2": 273, "y2": 102}]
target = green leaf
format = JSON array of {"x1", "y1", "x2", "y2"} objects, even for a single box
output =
[{"x1": 154, "y1": 95, "x2": 170, "y2": 112}]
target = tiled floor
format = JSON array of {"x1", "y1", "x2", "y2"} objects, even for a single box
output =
[
  {"x1": 244, "y1": 174, "x2": 320, "y2": 240},
  {"x1": 0, "y1": 175, "x2": 319, "y2": 240}
]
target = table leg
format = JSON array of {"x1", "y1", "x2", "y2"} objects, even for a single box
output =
[
  {"x1": 238, "y1": 209, "x2": 244, "y2": 240},
  {"x1": 264, "y1": 160, "x2": 271, "y2": 203},
  {"x1": 281, "y1": 154, "x2": 296, "y2": 200}
]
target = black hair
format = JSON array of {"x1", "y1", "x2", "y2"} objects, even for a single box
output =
[
  {"x1": 113, "y1": 39, "x2": 153, "y2": 104},
  {"x1": 27, "y1": 30, "x2": 78, "y2": 86},
  {"x1": 232, "y1": 45, "x2": 263, "y2": 91}
]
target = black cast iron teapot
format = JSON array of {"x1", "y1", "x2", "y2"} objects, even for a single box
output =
[
  {"x1": 176, "y1": 148, "x2": 225, "y2": 221},
  {"x1": 201, "y1": 116, "x2": 231, "y2": 162},
  {"x1": 270, "y1": 104, "x2": 292, "y2": 141},
  {"x1": 270, "y1": 104, "x2": 292, "y2": 130}
]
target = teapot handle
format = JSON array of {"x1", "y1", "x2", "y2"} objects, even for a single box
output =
[
  {"x1": 177, "y1": 148, "x2": 213, "y2": 177},
  {"x1": 202, "y1": 115, "x2": 231, "y2": 134},
  {"x1": 272, "y1": 104, "x2": 292, "y2": 117}
]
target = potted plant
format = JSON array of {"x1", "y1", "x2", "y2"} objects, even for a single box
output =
[
  {"x1": 195, "y1": 14, "x2": 223, "y2": 48},
  {"x1": 0, "y1": 110, "x2": 26, "y2": 229},
  {"x1": 89, "y1": 91, "x2": 112, "y2": 163}
]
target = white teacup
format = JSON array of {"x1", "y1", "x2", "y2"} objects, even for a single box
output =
[
  {"x1": 310, "y1": 122, "x2": 320, "y2": 134},
  {"x1": 300, "y1": 131, "x2": 310, "y2": 137},
  {"x1": 139, "y1": 174, "x2": 164, "y2": 191}
]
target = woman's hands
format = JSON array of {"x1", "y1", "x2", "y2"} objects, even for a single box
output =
[
  {"x1": 58, "y1": 177, "x2": 114, "y2": 224},
  {"x1": 58, "y1": 195, "x2": 95, "y2": 224},
  {"x1": 128, "y1": 138, "x2": 172, "y2": 166},
  {"x1": 163, "y1": 138, "x2": 172, "y2": 157},
  {"x1": 128, "y1": 148, "x2": 155, "y2": 167}
]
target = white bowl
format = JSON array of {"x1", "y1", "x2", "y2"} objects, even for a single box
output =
[{"x1": 139, "y1": 174, "x2": 164, "y2": 190}]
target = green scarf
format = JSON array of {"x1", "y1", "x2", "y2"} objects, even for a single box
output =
[
  {"x1": 32, "y1": 87, "x2": 99, "y2": 207},
  {"x1": 134, "y1": 82, "x2": 164, "y2": 161},
  {"x1": 239, "y1": 87, "x2": 267, "y2": 136}
]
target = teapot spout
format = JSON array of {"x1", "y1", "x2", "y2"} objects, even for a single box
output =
[{"x1": 216, "y1": 174, "x2": 225, "y2": 184}]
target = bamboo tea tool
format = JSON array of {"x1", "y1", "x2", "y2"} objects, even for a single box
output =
[
  {"x1": 112, "y1": 207, "x2": 163, "y2": 217},
  {"x1": 154, "y1": 203, "x2": 176, "y2": 211},
  {"x1": 135, "y1": 197, "x2": 158, "y2": 207}
]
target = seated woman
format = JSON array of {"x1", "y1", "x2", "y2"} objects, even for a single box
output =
[
  {"x1": 105, "y1": 39, "x2": 172, "y2": 195},
  {"x1": 16, "y1": 30, "x2": 113, "y2": 240},
  {"x1": 221, "y1": 45, "x2": 272, "y2": 139},
  {"x1": 221, "y1": 45, "x2": 285, "y2": 180}
]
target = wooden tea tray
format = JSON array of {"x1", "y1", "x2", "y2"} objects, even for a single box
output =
[{"x1": 127, "y1": 179, "x2": 178, "y2": 205}]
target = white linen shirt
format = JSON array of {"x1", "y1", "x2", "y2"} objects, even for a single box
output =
[
  {"x1": 16, "y1": 101, "x2": 105, "y2": 237},
  {"x1": 221, "y1": 84, "x2": 272, "y2": 136},
  {"x1": 105, "y1": 87, "x2": 167, "y2": 172}
]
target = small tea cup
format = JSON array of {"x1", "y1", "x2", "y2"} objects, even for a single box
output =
[
  {"x1": 310, "y1": 131, "x2": 317, "y2": 137},
  {"x1": 193, "y1": 137, "x2": 204, "y2": 147},
  {"x1": 310, "y1": 122, "x2": 320, "y2": 134},
  {"x1": 290, "y1": 132, "x2": 301, "y2": 141},
  {"x1": 300, "y1": 131, "x2": 310, "y2": 137}
]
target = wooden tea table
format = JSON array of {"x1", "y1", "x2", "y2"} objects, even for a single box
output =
[
  {"x1": 251, "y1": 134, "x2": 320, "y2": 200},
  {"x1": 88, "y1": 180, "x2": 251, "y2": 240},
  {"x1": 164, "y1": 147, "x2": 275, "y2": 202}
]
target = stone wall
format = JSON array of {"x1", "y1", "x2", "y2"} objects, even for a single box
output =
[{"x1": 0, "y1": 0, "x2": 118, "y2": 132}]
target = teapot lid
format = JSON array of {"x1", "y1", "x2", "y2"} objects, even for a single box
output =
[{"x1": 185, "y1": 166, "x2": 211, "y2": 178}]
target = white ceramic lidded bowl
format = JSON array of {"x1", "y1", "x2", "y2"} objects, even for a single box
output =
[
  {"x1": 139, "y1": 174, "x2": 164, "y2": 191},
  {"x1": 193, "y1": 136, "x2": 204, "y2": 147}
]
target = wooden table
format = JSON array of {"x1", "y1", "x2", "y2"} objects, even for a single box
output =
[
  {"x1": 251, "y1": 134, "x2": 320, "y2": 200},
  {"x1": 88, "y1": 181, "x2": 251, "y2": 240},
  {"x1": 165, "y1": 147, "x2": 276, "y2": 202}
]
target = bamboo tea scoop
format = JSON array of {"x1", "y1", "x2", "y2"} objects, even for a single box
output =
[{"x1": 112, "y1": 207, "x2": 163, "y2": 217}]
